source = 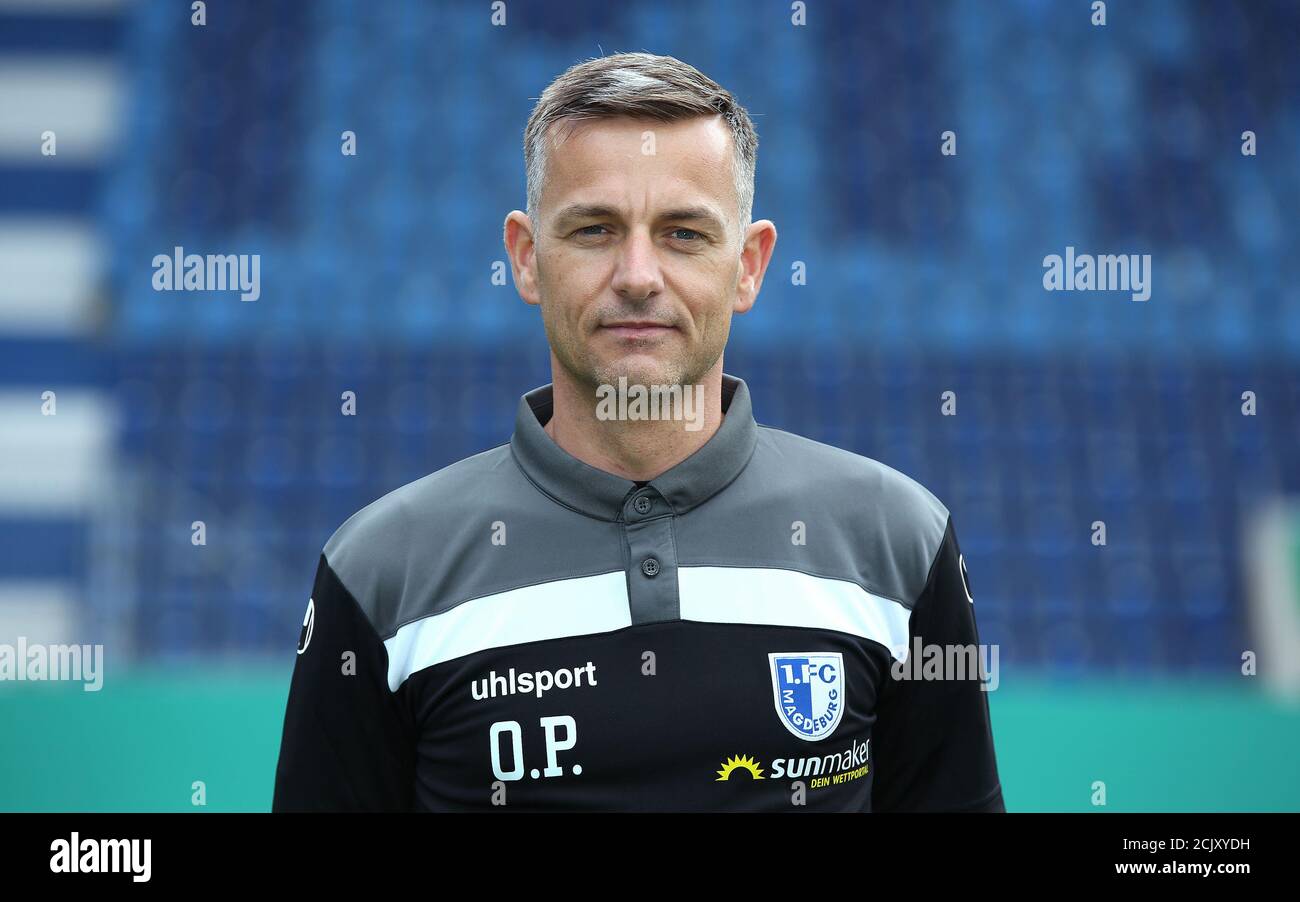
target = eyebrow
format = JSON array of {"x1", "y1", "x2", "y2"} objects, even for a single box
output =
[{"x1": 553, "y1": 203, "x2": 726, "y2": 233}]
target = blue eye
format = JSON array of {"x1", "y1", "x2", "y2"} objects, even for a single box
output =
[
  {"x1": 672, "y1": 228, "x2": 702, "y2": 241},
  {"x1": 576, "y1": 225, "x2": 608, "y2": 236}
]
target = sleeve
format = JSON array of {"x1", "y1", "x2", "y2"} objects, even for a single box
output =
[
  {"x1": 272, "y1": 553, "x2": 418, "y2": 811},
  {"x1": 869, "y1": 515, "x2": 1005, "y2": 812}
]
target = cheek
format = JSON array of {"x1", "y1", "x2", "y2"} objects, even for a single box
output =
[
  {"x1": 543, "y1": 249, "x2": 605, "y2": 319},
  {"x1": 678, "y1": 264, "x2": 737, "y2": 331}
]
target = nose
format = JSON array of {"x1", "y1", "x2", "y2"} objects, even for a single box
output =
[{"x1": 610, "y1": 227, "x2": 664, "y2": 302}]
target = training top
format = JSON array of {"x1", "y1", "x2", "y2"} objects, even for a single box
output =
[{"x1": 273, "y1": 374, "x2": 1004, "y2": 812}]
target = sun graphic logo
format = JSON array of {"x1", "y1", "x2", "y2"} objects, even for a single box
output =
[{"x1": 715, "y1": 754, "x2": 765, "y2": 782}]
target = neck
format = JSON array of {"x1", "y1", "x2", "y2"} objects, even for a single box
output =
[{"x1": 543, "y1": 357, "x2": 726, "y2": 482}]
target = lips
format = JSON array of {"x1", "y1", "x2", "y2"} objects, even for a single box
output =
[{"x1": 601, "y1": 322, "x2": 675, "y2": 338}]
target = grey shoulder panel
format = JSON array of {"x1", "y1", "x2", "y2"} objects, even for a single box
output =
[
  {"x1": 322, "y1": 443, "x2": 626, "y2": 640},
  {"x1": 323, "y1": 420, "x2": 952, "y2": 640},
  {"x1": 673, "y1": 425, "x2": 951, "y2": 609}
]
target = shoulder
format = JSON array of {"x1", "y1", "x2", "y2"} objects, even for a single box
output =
[
  {"x1": 320, "y1": 443, "x2": 517, "y2": 628},
  {"x1": 757, "y1": 425, "x2": 948, "y2": 516},
  {"x1": 750, "y1": 425, "x2": 951, "y2": 605}
]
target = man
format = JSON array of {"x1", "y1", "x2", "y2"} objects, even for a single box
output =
[{"x1": 273, "y1": 52, "x2": 1003, "y2": 812}]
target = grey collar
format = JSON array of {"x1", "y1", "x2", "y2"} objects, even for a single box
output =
[{"x1": 510, "y1": 373, "x2": 758, "y2": 521}]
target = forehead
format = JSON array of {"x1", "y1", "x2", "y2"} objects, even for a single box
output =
[{"x1": 540, "y1": 114, "x2": 735, "y2": 212}]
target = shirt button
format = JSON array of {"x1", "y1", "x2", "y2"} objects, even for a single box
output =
[
  {"x1": 640, "y1": 557, "x2": 660, "y2": 577},
  {"x1": 633, "y1": 495, "x2": 652, "y2": 514}
]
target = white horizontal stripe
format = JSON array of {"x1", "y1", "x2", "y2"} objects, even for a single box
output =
[
  {"x1": 679, "y1": 566, "x2": 914, "y2": 662},
  {"x1": 0, "y1": 219, "x2": 103, "y2": 332},
  {"x1": 0, "y1": 391, "x2": 116, "y2": 512},
  {"x1": 0, "y1": 581, "x2": 78, "y2": 647},
  {"x1": 0, "y1": 58, "x2": 123, "y2": 163},
  {"x1": 382, "y1": 571, "x2": 631, "y2": 691}
]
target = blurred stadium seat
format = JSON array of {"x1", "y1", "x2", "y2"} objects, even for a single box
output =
[{"x1": 1, "y1": 0, "x2": 1299, "y2": 811}]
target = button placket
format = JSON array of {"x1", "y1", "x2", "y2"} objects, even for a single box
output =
[{"x1": 622, "y1": 488, "x2": 679, "y2": 623}]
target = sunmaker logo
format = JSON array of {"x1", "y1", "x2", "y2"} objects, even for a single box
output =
[
  {"x1": 50, "y1": 833, "x2": 151, "y2": 882},
  {"x1": 770, "y1": 737, "x2": 869, "y2": 784},
  {"x1": 713, "y1": 738, "x2": 870, "y2": 789}
]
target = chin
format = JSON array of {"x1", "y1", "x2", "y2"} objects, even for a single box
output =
[{"x1": 599, "y1": 356, "x2": 690, "y2": 388}]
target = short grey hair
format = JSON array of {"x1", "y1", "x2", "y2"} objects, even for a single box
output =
[{"x1": 523, "y1": 52, "x2": 758, "y2": 247}]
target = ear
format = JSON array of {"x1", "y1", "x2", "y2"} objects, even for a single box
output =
[
  {"x1": 734, "y1": 219, "x2": 778, "y2": 314},
  {"x1": 504, "y1": 210, "x2": 541, "y2": 306}
]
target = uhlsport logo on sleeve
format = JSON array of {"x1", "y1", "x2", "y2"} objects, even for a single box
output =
[
  {"x1": 296, "y1": 598, "x2": 315, "y2": 655},
  {"x1": 768, "y1": 652, "x2": 844, "y2": 741}
]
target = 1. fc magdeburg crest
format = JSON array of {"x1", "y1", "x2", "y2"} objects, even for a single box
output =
[{"x1": 768, "y1": 652, "x2": 845, "y2": 741}]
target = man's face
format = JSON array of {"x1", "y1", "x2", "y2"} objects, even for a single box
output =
[{"x1": 511, "y1": 115, "x2": 768, "y2": 392}]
